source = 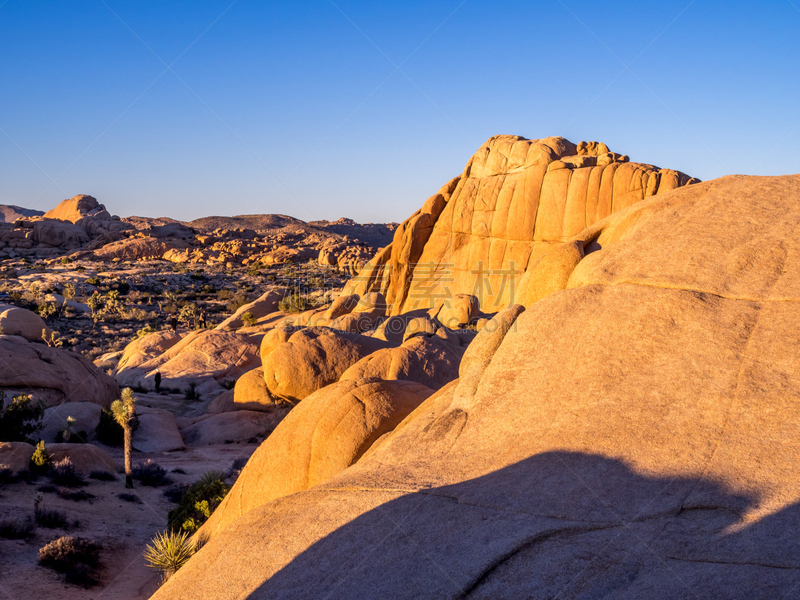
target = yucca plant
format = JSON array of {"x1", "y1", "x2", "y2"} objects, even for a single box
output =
[
  {"x1": 110, "y1": 388, "x2": 136, "y2": 489},
  {"x1": 143, "y1": 529, "x2": 195, "y2": 581}
]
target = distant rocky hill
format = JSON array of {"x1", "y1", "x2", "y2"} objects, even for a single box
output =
[
  {"x1": 0, "y1": 195, "x2": 396, "y2": 273},
  {"x1": 0, "y1": 204, "x2": 44, "y2": 223}
]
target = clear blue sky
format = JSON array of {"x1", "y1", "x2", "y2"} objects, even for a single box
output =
[{"x1": 1, "y1": 1, "x2": 798, "y2": 223}]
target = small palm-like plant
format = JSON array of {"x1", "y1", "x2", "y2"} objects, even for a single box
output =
[
  {"x1": 110, "y1": 388, "x2": 136, "y2": 488},
  {"x1": 143, "y1": 529, "x2": 195, "y2": 581}
]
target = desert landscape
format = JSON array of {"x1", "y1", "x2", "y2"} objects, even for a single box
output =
[
  {"x1": 2, "y1": 2, "x2": 799, "y2": 599},
  {"x1": 4, "y1": 134, "x2": 800, "y2": 599}
]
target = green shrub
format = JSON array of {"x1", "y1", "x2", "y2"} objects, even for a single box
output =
[
  {"x1": 0, "y1": 393, "x2": 45, "y2": 443},
  {"x1": 167, "y1": 471, "x2": 230, "y2": 533},
  {"x1": 38, "y1": 535, "x2": 101, "y2": 586},
  {"x1": 95, "y1": 406, "x2": 139, "y2": 446},
  {"x1": 240, "y1": 311, "x2": 257, "y2": 327},
  {"x1": 135, "y1": 324, "x2": 156, "y2": 339},
  {"x1": 30, "y1": 440, "x2": 52, "y2": 474},
  {"x1": 278, "y1": 289, "x2": 308, "y2": 313},
  {"x1": 143, "y1": 529, "x2": 195, "y2": 581}
]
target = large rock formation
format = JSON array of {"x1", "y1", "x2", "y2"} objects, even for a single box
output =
[
  {"x1": 346, "y1": 135, "x2": 697, "y2": 314},
  {"x1": 155, "y1": 174, "x2": 800, "y2": 599},
  {"x1": 0, "y1": 335, "x2": 119, "y2": 407}
]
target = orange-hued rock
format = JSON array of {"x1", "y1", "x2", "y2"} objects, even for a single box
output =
[
  {"x1": 339, "y1": 335, "x2": 463, "y2": 390},
  {"x1": 0, "y1": 336, "x2": 119, "y2": 407},
  {"x1": 92, "y1": 236, "x2": 189, "y2": 261},
  {"x1": 0, "y1": 304, "x2": 50, "y2": 341},
  {"x1": 43, "y1": 194, "x2": 107, "y2": 223},
  {"x1": 346, "y1": 135, "x2": 697, "y2": 315},
  {"x1": 262, "y1": 327, "x2": 389, "y2": 401},
  {"x1": 114, "y1": 329, "x2": 260, "y2": 394},
  {"x1": 197, "y1": 378, "x2": 433, "y2": 540},
  {"x1": 156, "y1": 175, "x2": 800, "y2": 600},
  {"x1": 233, "y1": 367, "x2": 290, "y2": 412}
]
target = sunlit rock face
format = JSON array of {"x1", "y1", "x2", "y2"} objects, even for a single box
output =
[
  {"x1": 346, "y1": 135, "x2": 697, "y2": 314},
  {"x1": 155, "y1": 173, "x2": 800, "y2": 600}
]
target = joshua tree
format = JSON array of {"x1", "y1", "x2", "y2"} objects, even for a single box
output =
[{"x1": 110, "y1": 388, "x2": 136, "y2": 488}]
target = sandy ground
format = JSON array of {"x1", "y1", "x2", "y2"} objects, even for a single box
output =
[{"x1": 0, "y1": 443, "x2": 257, "y2": 600}]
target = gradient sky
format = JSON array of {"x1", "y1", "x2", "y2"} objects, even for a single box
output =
[{"x1": 1, "y1": 1, "x2": 799, "y2": 223}]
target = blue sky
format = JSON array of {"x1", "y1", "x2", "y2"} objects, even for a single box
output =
[{"x1": 1, "y1": 1, "x2": 798, "y2": 223}]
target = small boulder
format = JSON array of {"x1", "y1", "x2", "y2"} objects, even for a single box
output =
[
  {"x1": 47, "y1": 443, "x2": 118, "y2": 474},
  {"x1": 0, "y1": 304, "x2": 49, "y2": 341},
  {"x1": 0, "y1": 441, "x2": 34, "y2": 474},
  {"x1": 262, "y1": 327, "x2": 389, "y2": 401},
  {"x1": 180, "y1": 411, "x2": 283, "y2": 446},
  {"x1": 41, "y1": 402, "x2": 102, "y2": 443},
  {"x1": 132, "y1": 407, "x2": 185, "y2": 453},
  {"x1": 233, "y1": 368, "x2": 290, "y2": 412}
]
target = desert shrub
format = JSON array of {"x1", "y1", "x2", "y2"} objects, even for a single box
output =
[
  {"x1": 30, "y1": 440, "x2": 52, "y2": 474},
  {"x1": 56, "y1": 488, "x2": 94, "y2": 502},
  {"x1": 0, "y1": 516, "x2": 35, "y2": 539},
  {"x1": 36, "y1": 301, "x2": 58, "y2": 320},
  {"x1": 135, "y1": 324, "x2": 156, "y2": 339},
  {"x1": 240, "y1": 311, "x2": 257, "y2": 327},
  {"x1": 95, "y1": 406, "x2": 139, "y2": 446},
  {"x1": 184, "y1": 382, "x2": 199, "y2": 401},
  {"x1": 143, "y1": 529, "x2": 195, "y2": 581},
  {"x1": 132, "y1": 460, "x2": 171, "y2": 487},
  {"x1": 171, "y1": 467, "x2": 187, "y2": 474},
  {"x1": 117, "y1": 492, "x2": 141, "y2": 503},
  {"x1": 0, "y1": 467, "x2": 16, "y2": 485},
  {"x1": 228, "y1": 457, "x2": 248, "y2": 480},
  {"x1": 48, "y1": 458, "x2": 86, "y2": 488},
  {"x1": 34, "y1": 495, "x2": 69, "y2": 528},
  {"x1": 38, "y1": 536, "x2": 101, "y2": 586},
  {"x1": 278, "y1": 289, "x2": 308, "y2": 313},
  {"x1": 0, "y1": 393, "x2": 45, "y2": 443},
  {"x1": 89, "y1": 470, "x2": 116, "y2": 481},
  {"x1": 85, "y1": 277, "x2": 101, "y2": 286},
  {"x1": 167, "y1": 471, "x2": 230, "y2": 533},
  {"x1": 163, "y1": 483, "x2": 189, "y2": 503}
]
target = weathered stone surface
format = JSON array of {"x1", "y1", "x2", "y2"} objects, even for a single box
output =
[
  {"x1": 233, "y1": 367, "x2": 290, "y2": 412},
  {"x1": 198, "y1": 378, "x2": 433, "y2": 540},
  {"x1": 115, "y1": 330, "x2": 260, "y2": 395},
  {"x1": 0, "y1": 304, "x2": 49, "y2": 341},
  {"x1": 40, "y1": 402, "x2": 103, "y2": 443},
  {"x1": 0, "y1": 336, "x2": 119, "y2": 407},
  {"x1": 48, "y1": 443, "x2": 118, "y2": 474},
  {"x1": 92, "y1": 236, "x2": 190, "y2": 261},
  {"x1": 156, "y1": 175, "x2": 800, "y2": 600},
  {"x1": 132, "y1": 406, "x2": 185, "y2": 453},
  {"x1": 216, "y1": 290, "x2": 282, "y2": 331},
  {"x1": 430, "y1": 293, "x2": 480, "y2": 328},
  {"x1": 262, "y1": 327, "x2": 389, "y2": 401},
  {"x1": 346, "y1": 135, "x2": 697, "y2": 315},
  {"x1": 179, "y1": 410, "x2": 281, "y2": 446},
  {"x1": 0, "y1": 441, "x2": 34, "y2": 473}
]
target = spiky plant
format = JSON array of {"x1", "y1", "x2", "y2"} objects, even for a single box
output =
[
  {"x1": 143, "y1": 529, "x2": 195, "y2": 581},
  {"x1": 110, "y1": 388, "x2": 136, "y2": 489},
  {"x1": 62, "y1": 416, "x2": 76, "y2": 442}
]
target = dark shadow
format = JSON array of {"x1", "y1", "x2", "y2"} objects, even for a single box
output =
[{"x1": 243, "y1": 451, "x2": 800, "y2": 599}]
